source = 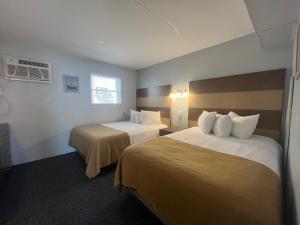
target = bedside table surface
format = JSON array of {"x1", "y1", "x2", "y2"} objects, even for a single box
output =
[
  {"x1": 159, "y1": 127, "x2": 185, "y2": 137},
  {"x1": 162, "y1": 127, "x2": 184, "y2": 132}
]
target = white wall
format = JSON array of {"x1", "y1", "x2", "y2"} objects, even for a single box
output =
[
  {"x1": 138, "y1": 33, "x2": 293, "y2": 129},
  {"x1": 285, "y1": 20, "x2": 300, "y2": 225},
  {"x1": 0, "y1": 40, "x2": 137, "y2": 165},
  {"x1": 286, "y1": 74, "x2": 300, "y2": 225}
]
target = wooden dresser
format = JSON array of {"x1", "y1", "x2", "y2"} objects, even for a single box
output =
[{"x1": 0, "y1": 123, "x2": 11, "y2": 170}]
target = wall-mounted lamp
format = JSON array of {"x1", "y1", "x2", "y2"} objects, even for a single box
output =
[
  {"x1": 169, "y1": 88, "x2": 188, "y2": 128},
  {"x1": 169, "y1": 88, "x2": 189, "y2": 99}
]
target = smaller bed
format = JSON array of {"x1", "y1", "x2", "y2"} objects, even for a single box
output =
[
  {"x1": 69, "y1": 84, "x2": 171, "y2": 178},
  {"x1": 69, "y1": 121, "x2": 167, "y2": 178}
]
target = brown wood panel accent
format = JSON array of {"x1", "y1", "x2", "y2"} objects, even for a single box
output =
[
  {"x1": 188, "y1": 108, "x2": 281, "y2": 130},
  {"x1": 188, "y1": 120, "x2": 198, "y2": 128},
  {"x1": 161, "y1": 117, "x2": 171, "y2": 128},
  {"x1": 137, "y1": 85, "x2": 171, "y2": 97},
  {"x1": 136, "y1": 96, "x2": 171, "y2": 108},
  {"x1": 189, "y1": 90, "x2": 283, "y2": 111},
  {"x1": 255, "y1": 128, "x2": 280, "y2": 141},
  {"x1": 189, "y1": 69, "x2": 285, "y2": 94},
  {"x1": 137, "y1": 106, "x2": 170, "y2": 118}
]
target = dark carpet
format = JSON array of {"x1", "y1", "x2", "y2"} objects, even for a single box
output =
[{"x1": 0, "y1": 152, "x2": 164, "y2": 225}]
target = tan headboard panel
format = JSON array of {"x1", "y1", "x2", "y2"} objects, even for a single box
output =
[
  {"x1": 137, "y1": 85, "x2": 171, "y2": 127},
  {"x1": 188, "y1": 69, "x2": 286, "y2": 141}
]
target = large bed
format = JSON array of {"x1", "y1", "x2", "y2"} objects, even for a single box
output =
[
  {"x1": 115, "y1": 128, "x2": 282, "y2": 225},
  {"x1": 114, "y1": 69, "x2": 286, "y2": 225},
  {"x1": 69, "y1": 85, "x2": 171, "y2": 178}
]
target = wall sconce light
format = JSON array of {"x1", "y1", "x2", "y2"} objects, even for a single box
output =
[
  {"x1": 169, "y1": 88, "x2": 189, "y2": 99},
  {"x1": 169, "y1": 88, "x2": 188, "y2": 128}
]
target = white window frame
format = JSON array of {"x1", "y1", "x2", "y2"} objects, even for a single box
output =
[{"x1": 90, "y1": 74, "x2": 122, "y2": 105}]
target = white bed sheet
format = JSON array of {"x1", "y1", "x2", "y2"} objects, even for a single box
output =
[
  {"x1": 167, "y1": 127, "x2": 282, "y2": 177},
  {"x1": 103, "y1": 121, "x2": 167, "y2": 144}
]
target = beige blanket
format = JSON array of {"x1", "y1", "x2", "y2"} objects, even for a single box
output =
[
  {"x1": 69, "y1": 124, "x2": 130, "y2": 178},
  {"x1": 115, "y1": 136, "x2": 281, "y2": 225}
]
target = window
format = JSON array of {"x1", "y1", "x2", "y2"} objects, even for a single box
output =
[{"x1": 91, "y1": 74, "x2": 121, "y2": 104}]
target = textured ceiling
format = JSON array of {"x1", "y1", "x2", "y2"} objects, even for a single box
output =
[
  {"x1": 244, "y1": 0, "x2": 300, "y2": 48},
  {"x1": 0, "y1": 0, "x2": 299, "y2": 69},
  {"x1": 0, "y1": 0, "x2": 254, "y2": 69}
]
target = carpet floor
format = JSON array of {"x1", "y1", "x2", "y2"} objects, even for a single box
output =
[{"x1": 0, "y1": 152, "x2": 164, "y2": 225}]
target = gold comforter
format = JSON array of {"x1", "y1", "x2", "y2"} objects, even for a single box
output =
[
  {"x1": 115, "y1": 136, "x2": 281, "y2": 225},
  {"x1": 69, "y1": 124, "x2": 130, "y2": 178}
]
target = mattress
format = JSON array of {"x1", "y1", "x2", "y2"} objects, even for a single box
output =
[{"x1": 167, "y1": 127, "x2": 282, "y2": 177}]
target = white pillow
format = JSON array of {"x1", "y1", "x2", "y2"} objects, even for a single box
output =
[
  {"x1": 213, "y1": 114, "x2": 232, "y2": 137},
  {"x1": 130, "y1": 110, "x2": 137, "y2": 123},
  {"x1": 228, "y1": 111, "x2": 260, "y2": 139},
  {"x1": 228, "y1": 111, "x2": 239, "y2": 119},
  {"x1": 141, "y1": 110, "x2": 161, "y2": 125},
  {"x1": 136, "y1": 111, "x2": 142, "y2": 124},
  {"x1": 198, "y1": 111, "x2": 217, "y2": 134}
]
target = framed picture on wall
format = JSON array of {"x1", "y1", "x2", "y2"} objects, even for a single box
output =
[{"x1": 63, "y1": 75, "x2": 79, "y2": 93}]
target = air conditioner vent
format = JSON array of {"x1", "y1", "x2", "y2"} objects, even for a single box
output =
[
  {"x1": 16, "y1": 66, "x2": 28, "y2": 78},
  {"x1": 40, "y1": 69, "x2": 49, "y2": 80},
  {"x1": 4, "y1": 55, "x2": 52, "y2": 83},
  {"x1": 18, "y1": 59, "x2": 49, "y2": 68},
  {"x1": 28, "y1": 67, "x2": 42, "y2": 79},
  {"x1": 7, "y1": 64, "x2": 16, "y2": 76}
]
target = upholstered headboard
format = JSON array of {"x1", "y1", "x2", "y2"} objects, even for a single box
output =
[
  {"x1": 188, "y1": 69, "x2": 286, "y2": 141},
  {"x1": 136, "y1": 85, "x2": 171, "y2": 127}
]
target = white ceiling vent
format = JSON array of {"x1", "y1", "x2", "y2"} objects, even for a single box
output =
[{"x1": 3, "y1": 55, "x2": 52, "y2": 83}]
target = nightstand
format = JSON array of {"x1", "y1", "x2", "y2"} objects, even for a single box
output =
[{"x1": 159, "y1": 127, "x2": 184, "y2": 136}]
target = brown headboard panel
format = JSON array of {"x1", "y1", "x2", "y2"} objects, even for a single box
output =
[
  {"x1": 188, "y1": 69, "x2": 286, "y2": 141},
  {"x1": 136, "y1": 85, "x2": 171, "y2": 127}
]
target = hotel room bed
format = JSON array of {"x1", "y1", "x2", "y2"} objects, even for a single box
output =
[
  {"x1": 114, "y1": 127, "x2": 282, "y2": 225},
  {"x1": 69, "y1": 84, "x2": 171, "y2": 178},
  {"x1": 69, "y1": 121, "x2": 167, "y2": 178},
  {"x1": 114, "y1": 70, "x2": 285, "y2": 225}
]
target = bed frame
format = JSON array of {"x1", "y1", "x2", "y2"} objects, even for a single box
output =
[
  {"x1": 188, "y1": 69, "x2": 286, "y2": 141},
  {"x1": 125, "y1": 188, "x2": 171, "y2": 225},
  {"x1": 136, "y1": 85, "x2": 171, "y2": 127}
]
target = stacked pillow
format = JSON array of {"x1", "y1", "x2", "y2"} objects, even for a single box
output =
[
  {"x1": 141, "y1": 110, "x2": 161, "y2": 125},
  {"x1": 130, "y1": 109, "x2": 161, "y2": 125},
  {"x1": 197, "y1": 111, "x2": 259, "y2": 139},
  {"x1": 198, "y1": 111, "x2": 217, "y2": 134},
  {"x1": 213, "y1": 114, "x2": 232, "y2": 137},
  {"x1": 136, "y1": 111, "x2": 142, "y2": 124},
  {"x1": 130, "y1": 110, "x2": 137, "y2": 122},
  {"x1": 228, "y1": 111, "x2": 259, "y2": 139}
]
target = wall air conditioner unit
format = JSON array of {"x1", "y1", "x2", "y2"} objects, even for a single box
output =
[{"x1": 3, "y1": 55, "x2": 52, "y2": 83}]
